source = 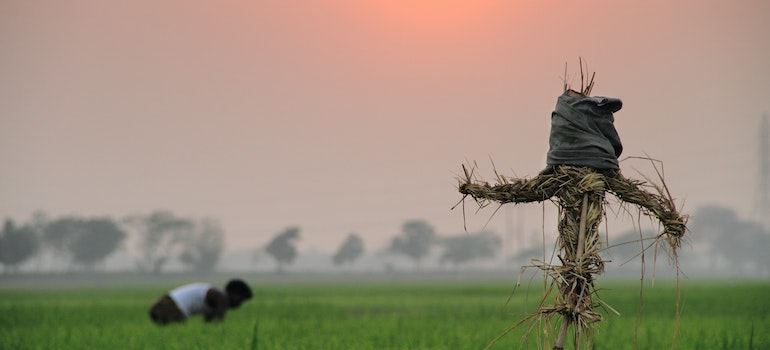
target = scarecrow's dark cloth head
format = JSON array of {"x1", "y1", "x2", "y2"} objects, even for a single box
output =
[{"x1": 541, "y1": 91, "x2": 623, "y2": 174}]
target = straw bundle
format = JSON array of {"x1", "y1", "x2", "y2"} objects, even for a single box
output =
[{"x1": 458, "y1": 164, "x2": 686, "y2": 349}]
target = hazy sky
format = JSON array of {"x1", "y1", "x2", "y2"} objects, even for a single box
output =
[{"x1": 2, "y1": 0, "x2": 769, "y2": 253}]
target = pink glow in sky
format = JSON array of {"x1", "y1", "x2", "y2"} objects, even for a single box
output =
[{"x1": 2, "y1": 0, "x2": 769, "y2": 252}]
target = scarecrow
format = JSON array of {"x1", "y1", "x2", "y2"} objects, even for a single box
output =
[{"x1": 457, "y1": 73, "x2": 686, "y2": 349}]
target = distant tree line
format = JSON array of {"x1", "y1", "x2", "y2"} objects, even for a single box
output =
[
  {"x1": 0, "y1": 213, "x2": 129, "y2": 273},
  {"x1": 256, "y1": 219, "x2": 502, "y2": 273},
  {"x1": 6, "y1": 204, "x2": 768, "y2": 276},
  {"x1": 1, "y1": 210, "x2": 505, "y2": 275},
  {"x1": 0, "y1": 210, "x2": 225, "y2": 274}
]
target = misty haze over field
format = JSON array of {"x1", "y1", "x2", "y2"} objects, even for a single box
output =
[
  {"x1": 2, "y1": 204, "x2": 768, "y2": 280},
  {"x1": 2, "y1": 1, "x2": 769, "y2": 281}
]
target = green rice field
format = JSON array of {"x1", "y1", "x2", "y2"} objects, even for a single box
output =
[{"x1": 0, "y1": 277, "x2": 767, "y2": 349}]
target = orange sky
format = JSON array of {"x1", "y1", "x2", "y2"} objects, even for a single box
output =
[{"x1": 2, "y1": 0, "x2": 769, "y2": 253}]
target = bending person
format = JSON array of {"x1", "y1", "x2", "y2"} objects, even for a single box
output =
[{"x1": 149, "y1": 279, "x2": 253, "y2": 325}]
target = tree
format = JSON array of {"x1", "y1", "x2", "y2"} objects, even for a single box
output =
[
  {"x1": 124, "y1": 211, "x2": 194, "y2": 274},
  {"x1": 439, "y1": 231, "x2": 500, "y2": 269},
  {"x1": 66, "y1": 218, "x2": 126, "y2": 269},
  {"x1": 42, "y1": 217, "x2": 84, "y2": 270},
  {"x1": 40, "y1": 216, "x2": 126, "y2": 270},
  {"x1": 264, "y1": 227, "x2": 300, "y2": 273},
  {"x1": 332, "y1": 233, "x2": 364, "y2": 267},
  {"x1": 0, "y1": 219, "x2": 40, "y2": 273},
  {"x1": 689, "y1": 205, "x2": 770, "y2": 276},
  {"x1": 42, "y1": 217, "x2": 81, "y2": 260},
  {"x1": 179, "y1": 219, "x2": 225, "y2": 273},
  {"x1": 389, "y1": 220, "x2": 436, "y2": 269}
]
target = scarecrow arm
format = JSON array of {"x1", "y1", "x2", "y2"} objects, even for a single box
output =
[
  {"x1": 605, "y1": 172, "x2": 686, "y2": 243},
  {"x1": 458, "y1": 174, "x2": 560, "y2": 205}
]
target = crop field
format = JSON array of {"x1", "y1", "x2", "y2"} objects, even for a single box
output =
[{"x1": 0, "y1": 277, "x2": 767, "y2": 349}]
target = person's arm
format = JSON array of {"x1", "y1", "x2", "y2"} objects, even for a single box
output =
[{"x1": 203, "y1": 289, "x2": 229, "y2": 322}]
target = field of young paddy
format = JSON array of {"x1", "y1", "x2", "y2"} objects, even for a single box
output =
[{"x1": 1, "y1": 277, "x2": 767, "y2": 349}]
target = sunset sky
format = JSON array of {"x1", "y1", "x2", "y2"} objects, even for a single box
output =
[{"x1": 2, "y1": 0, "x2": 769, "y2": 253}]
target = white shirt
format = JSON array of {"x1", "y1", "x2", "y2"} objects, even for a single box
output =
[{"x1": 168, "y1": 283, "x2": 212, "y2": 317}]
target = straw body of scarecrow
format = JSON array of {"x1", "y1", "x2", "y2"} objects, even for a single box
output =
[{"x1": 458, "y1": 89, "x2": 686, "y2": 349}]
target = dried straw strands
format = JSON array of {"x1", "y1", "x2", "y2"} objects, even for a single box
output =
[{"x1": 458, "y1": 164, "x2": 686, "y2": 349}]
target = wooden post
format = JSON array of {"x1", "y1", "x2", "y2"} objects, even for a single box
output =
[{"x1": 553, "y1": 319, "x2": 570, "y2": 350}]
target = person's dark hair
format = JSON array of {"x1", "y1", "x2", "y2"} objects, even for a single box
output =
[{"x1": 225, "y1": 279, "x2": 253, "y2": 299}]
